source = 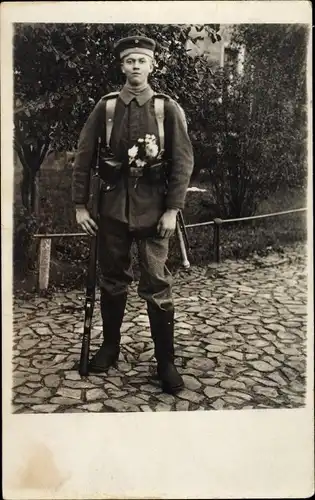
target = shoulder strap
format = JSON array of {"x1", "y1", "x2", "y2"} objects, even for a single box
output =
[
  {"x1": 154, "y1": 92, "x2": 170, "y2": 100},
  {"x1": 171, "y1": 99, "x2": 188, "y2": 132},
  {"x1": 154, "y1": 96, "x2": 165, "y2": 152},
  {"x1": 102, "y1": 91, "x2": 120, "y2": 100},
  {"x1": 103, "y1": 92, "x2": 186, "y2": 151},
  {"x1": 153, "y1": 93, "x2": 188, "y2": 147},
  {"x1": 103, "y1": 93, "x2": 119, "y2": 147}
]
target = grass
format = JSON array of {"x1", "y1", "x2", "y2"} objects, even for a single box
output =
[{"x1": 13, "y1": 163, "x2": 308, "y2": 296}]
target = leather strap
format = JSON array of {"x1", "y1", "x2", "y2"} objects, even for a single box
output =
[
  {"x1": 105, "y1": 97, "x2": 118, "y2": 148},
  {"x1": 104, "y1": 93, "x2": 185, "y2": 152},
  {"x1": 154, "y1": 97, "x2": 165, "y2": 152}
]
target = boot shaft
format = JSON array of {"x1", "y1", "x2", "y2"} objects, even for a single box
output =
[
  {"x1": 100, "y1": 289, "x2": 128, "y2": 345},
  {"x1": 147, "y1": 302, "x2": 184, "y2": 394},
  {"x1": 147, "y1": 302, "x2": 175, "y2": 365},
  {"x1": 100, "y1": 289, "x2": 127, "y2": 322}
]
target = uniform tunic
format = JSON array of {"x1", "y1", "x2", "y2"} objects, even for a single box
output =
[
  {"x1": 72, "y1": 85, "x2": 194, "y2": 231},
  {"x1": 72, "y1": 84, "x2": 194, "y2": 310}
]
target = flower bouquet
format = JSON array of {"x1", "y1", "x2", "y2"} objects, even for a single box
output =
[{"x1": 128, "y1": 134, "x2": 164, "y2": 181}]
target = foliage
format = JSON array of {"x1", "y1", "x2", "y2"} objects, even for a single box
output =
[{"x1": 193, "y1": 24, "x2": 309, "y2": 217}]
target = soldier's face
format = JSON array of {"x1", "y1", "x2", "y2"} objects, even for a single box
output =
[{"x1": 121, "y1": 54, "x2": 153, "y2": 86}]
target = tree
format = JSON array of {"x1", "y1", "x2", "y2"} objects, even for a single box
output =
[
  {"x1": 14, "y1": 23, "x2": 220, "y2": 214},
  {"x1": 195, "y1": 24, "x2": 309, "y2": 217}
]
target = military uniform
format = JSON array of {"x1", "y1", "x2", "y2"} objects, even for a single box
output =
[{"x1": 72, "y1": 36, "x2": 194, "y2": 394}]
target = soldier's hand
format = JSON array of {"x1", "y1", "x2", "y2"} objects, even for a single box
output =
[
  {"x1": 157, "y1": 209, "x2": 178, "y2": 238},
  {"x1": 76, "y1": 206, "x2": 98, "y2": 236}
]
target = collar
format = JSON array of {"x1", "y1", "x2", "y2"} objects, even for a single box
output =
[{"x1": 119, "y1": 85, "x2": 154, "y2": 106}]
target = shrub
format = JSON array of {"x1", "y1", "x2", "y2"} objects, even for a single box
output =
[{"x1": 189, "y1": 25, "x2": 308, "y2": 218}]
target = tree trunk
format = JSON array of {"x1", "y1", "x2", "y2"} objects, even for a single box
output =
[
  {"x1": 20, "y1": 168, "x2": 31, "y2": 212},
  {"x1": 20, "y1": 161, "x2": 41, "y2": 216},
  {"x1": 14, "y1": 131, "x2": 49, "y2": 278},
  {"x1": 31, "y1": 170, "x2": 40, "y2": 215}
]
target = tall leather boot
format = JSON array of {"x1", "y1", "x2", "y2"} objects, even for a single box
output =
[
  {"x1": 147, "y1": 302, "x2": 184, "y2": 395},
  {"x1": 89, "y1": 290, "x2": 127, "y2": 373}
]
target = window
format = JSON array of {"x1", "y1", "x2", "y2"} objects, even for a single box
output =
[
  {"x1": 224, "y1": 47, "x2": 238, "y2": 71},
  {"x1": 222, "y1": 45, "x2": 245, "y2": 76}
]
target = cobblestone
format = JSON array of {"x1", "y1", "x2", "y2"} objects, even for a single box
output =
[
  {"x1": 12, "y1": 243, "x2": 307, "y2": 413},
  {"x1": 248, "y1": 360, "x2": 275, "y2": 372}
]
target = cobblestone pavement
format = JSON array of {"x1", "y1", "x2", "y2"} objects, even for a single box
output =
[{"x1": 12, "y1": 243, "x2": 308, "y2": 413}]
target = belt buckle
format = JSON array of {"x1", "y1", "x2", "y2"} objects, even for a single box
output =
[{"x1": 129, "y1": 166, "x2": 144, "y2": 177}]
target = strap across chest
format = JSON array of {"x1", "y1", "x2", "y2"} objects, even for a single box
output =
[
  {"x1": 104, "y1": 95, "x2": 165, "y2": 151},
  {"x1": 153, "y1": 97, "x2": 165, "y2": 151},
  {"x1": 105, "y1": 96, "x2": 117, "y2": 148}
]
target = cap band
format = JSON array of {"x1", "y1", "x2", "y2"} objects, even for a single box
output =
[
  {"x1": 115, "y1": 35, "x2": 156, "y2": 60},
  {"x1": 120, "y1": 47, "x2": 154, "y2": 59}
]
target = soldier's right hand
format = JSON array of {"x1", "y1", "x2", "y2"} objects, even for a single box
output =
[{"x1": 76, "y1": 206, "x2": 98, "y2": 236}]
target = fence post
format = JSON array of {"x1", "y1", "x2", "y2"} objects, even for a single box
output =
[
  {"x1": 38, "y1": 238, "x2": 52, "y2": 291},
  {"x1": 213, "y1": 218, "x2": 223, "y2": 263}
]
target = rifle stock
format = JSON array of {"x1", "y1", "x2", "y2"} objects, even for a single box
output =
[{"x1": 79, "y1": 137, "x2": 101, "y2": 376}]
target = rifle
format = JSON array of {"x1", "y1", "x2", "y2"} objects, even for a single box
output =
[
  {"x1": 79, "y1": 136, "x2": 102, "y2": 376},
  {"x1": 176, "y1": 210, "x2": 190, "y2": 269}
]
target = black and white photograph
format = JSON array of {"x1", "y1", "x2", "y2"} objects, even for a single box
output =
[
  {"x1": 2, "y1": 1, "x2": 313, "y2": 498},
  {"x1": 11, "y1": 18, "x2": 310, "y2": 414}
]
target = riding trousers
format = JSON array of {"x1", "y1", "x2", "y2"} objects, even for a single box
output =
[{"x1": 97, "y1": 216, "x2": 174, "y2": 312}]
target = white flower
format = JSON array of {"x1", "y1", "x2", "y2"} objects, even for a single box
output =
[
  {"x1": 146, "y1": 143, "x2": 159, "y2": 158},
  {"x1": 145, "y1": 134, "x2": 155, "y2": 142},
  {"x1": 138, "y1": 138, "x2": 144, "y2": 143},
  {"x1": 128, "y1": 145, "x2": 138, "y2": 158},
  {"x1": 135, "y1": 159, "x2": 146, "y2": 167}
]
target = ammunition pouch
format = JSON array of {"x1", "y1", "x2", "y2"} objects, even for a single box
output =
[
  {"x1": 99, "y1": 148, "x2": 169, "y2": 187},
  {"x1": 130, "y1": 161, "x2": 168, "y2": 183},
  {"x1": 99, "y1": 154, "x2": 123, "y2": 185}
]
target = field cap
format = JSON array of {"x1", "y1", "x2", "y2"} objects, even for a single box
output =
[{"x1": 114, "y1": 35, "x2": 156, "y2": 60}]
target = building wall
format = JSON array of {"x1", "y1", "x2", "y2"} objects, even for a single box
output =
[
  {"x1": 186, "y1": 24, "x2": 245, "y2": 74},
  {"x1": 186, "y1": 24, "x2": 234, "y2": 66}
]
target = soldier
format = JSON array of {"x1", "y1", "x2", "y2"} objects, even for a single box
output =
[{"x1": 72, "y1": 35, "x2": 194, "y2": 395}]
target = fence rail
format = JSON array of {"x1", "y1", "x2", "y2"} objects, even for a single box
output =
[
  {"x1": 185, "y1": 207, "x2": 307, "y2": 228},
  {"x1": 34, "y1": 232, "x2": 88, "y2": 238},
  {"x1": 33, "y1": 207, "x2": 307, "y2": 291}
]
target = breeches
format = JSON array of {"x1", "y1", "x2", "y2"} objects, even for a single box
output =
[{"x1": 97, "y1": 217, "x2": 174, "y2": 311}]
